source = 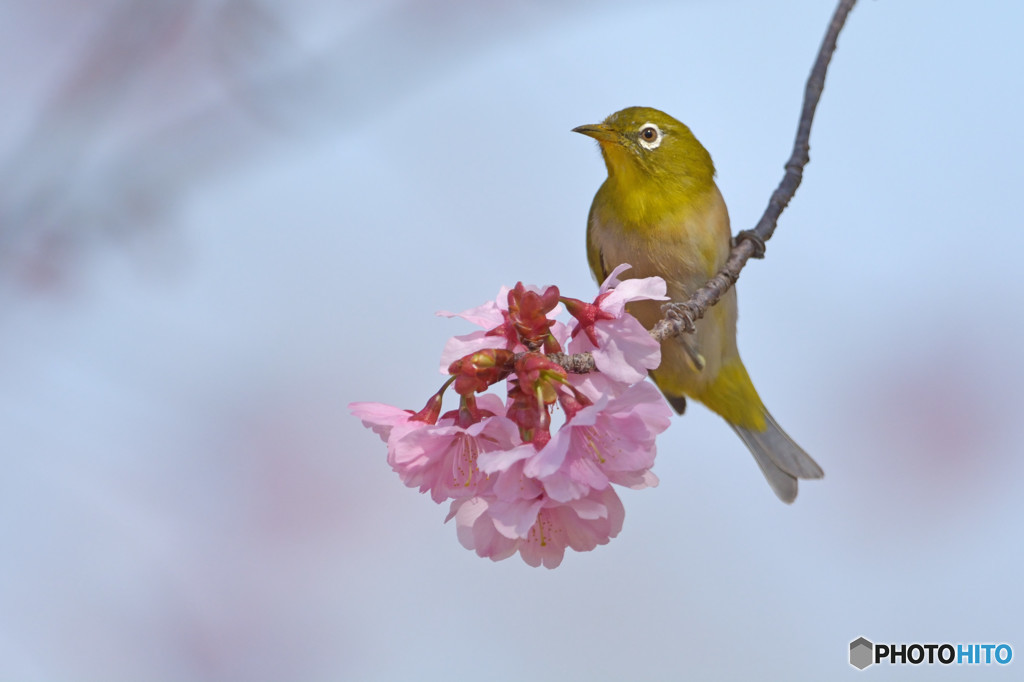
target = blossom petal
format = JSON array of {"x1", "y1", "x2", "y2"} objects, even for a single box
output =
[
  {"x1": 590, "y1": 317, "x2": 662, "y2": 383},
  {"x1": 348, "y1": 402, "x2": 414, "y2": 442},
  {"x1": 477, "y1": 442, "x2": 534, "y2": 475},
  {"x1": 598, "y1": 263, "x2": 634, "y2": 294},
  {"x1": 436, "y1": 299, "x2": 503, "y2": 328},
  {"x1": 439, "y1": 331, "x2": 509, "y2": 373}
]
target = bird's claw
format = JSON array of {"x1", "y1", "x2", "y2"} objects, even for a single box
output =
[
  {"x1": 659, "y1": 302, "x2": 705, "y2": 371},
  {"x1": 735, "y1": 229, "x2": 766, "y2": 258},
  {"x1": 661, "y1": 301, "x2": 697, "y2": 334}
]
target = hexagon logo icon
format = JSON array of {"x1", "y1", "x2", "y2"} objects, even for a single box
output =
[{"x1": 850, "y1": 637, "x2": 874, "y2": 670}]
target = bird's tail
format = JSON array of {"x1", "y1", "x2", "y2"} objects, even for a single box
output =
[{"x1": 731, "y1": 407, "x2": 823, "y2": 504}]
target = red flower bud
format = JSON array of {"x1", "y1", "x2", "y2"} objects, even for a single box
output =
[
  {"x1": 506, "y1": 283, "x2": 560, "y2": 350},
  {"x1": 562, "y1": 293, "x2": 615, "y2": 346},
  {"x1": 410, "y1": 391, "x2": 444, "y2": 424},
  {"x1": 448, "y1": 348, "x2": 515, "y2": 396}
]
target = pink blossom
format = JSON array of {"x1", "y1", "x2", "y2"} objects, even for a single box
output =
[
  {"x1": 392, "y1": 414, "x2": 522, "y2": 503},
  {"x1": 595, "y1": 263, "x2": 669, "y2": 316},
  {"x1": 359, "y1": 394, "x2": 520, "y2": 503},
  {"x1": 567, "y1": 368, "x2": 626, "y2": 402},
  {"x1": 353, "y1": 271, "x2": 681, "y2": 568},
  {"x1": 437, "y1": 285, "x2": 570, "y2": 372},
  {"x1": 520, "y1": 380, "x2": 672, "y2": 502},
  {"x1": 349, "y1": 401, "x2": 423, "y2": 453},
  {"x1": 448, "y1": 486, "x2": 625, "y2": 569},
  {"x1": 436, "y1": 298, "x2": 509, "y2": 372},
  {"x1": 567, "y1": 263, "x2": 667, "y2": 384}
]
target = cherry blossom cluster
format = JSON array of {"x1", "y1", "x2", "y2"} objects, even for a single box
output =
[{"x1": 350, "y1": 265, "x2": 673, "y2": 568}]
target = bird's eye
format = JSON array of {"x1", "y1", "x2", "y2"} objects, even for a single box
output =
[{"x1": 637, "y1": 123, "x2": 662, "y2": 150}]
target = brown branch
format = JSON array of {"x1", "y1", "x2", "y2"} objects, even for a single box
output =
[{"x1": 547, "y1": 352, "x2": 596, "y2": 374}]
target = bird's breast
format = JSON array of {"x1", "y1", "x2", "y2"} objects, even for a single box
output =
[
  {"x1": 588, "y1": 183, "x2": 731, "y2": 299},
  {"x1": 586, "y1": 182, "x2": 737, "y2": 395}
]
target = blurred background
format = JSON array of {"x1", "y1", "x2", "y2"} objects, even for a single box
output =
[{"x1": 1, "y1": 0, "x2": 1022, "y2": 679}]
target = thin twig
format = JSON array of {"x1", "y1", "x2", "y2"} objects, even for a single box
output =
[{"x1": 547, "y1": 351, "x2": 596, "y2": 374}]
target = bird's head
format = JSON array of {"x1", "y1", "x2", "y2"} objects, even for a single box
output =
[{"x1": 573, "y1": 107, "x2": 715, "y2": 192}]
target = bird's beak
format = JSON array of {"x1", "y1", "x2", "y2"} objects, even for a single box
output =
[{"x1": 572, "y1": 123, "x2": 619, "y2": 143}]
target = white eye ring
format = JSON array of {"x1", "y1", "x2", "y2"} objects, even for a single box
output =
[{"x1": 638, "y1": 123, "x2": 662, "y2": 150}]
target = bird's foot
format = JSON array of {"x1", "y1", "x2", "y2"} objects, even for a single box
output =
[
  {"x1": 660, "y1": 301, "x2": 697, "y2": 334},
  {"x1": 658, "y1": 302, "x2": 706, "y2": 371},
  {"x1": 735, "y1": 229, "x2": 766, "y2": 258}
]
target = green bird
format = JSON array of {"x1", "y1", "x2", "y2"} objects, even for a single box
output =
[{"x1": 574, "y1": 106, "x2": 823, "y2": 503}]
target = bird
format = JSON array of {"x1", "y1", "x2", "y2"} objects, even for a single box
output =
[{"x1": 573, "y1": 106, "x2": 823, "y2": 503}]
